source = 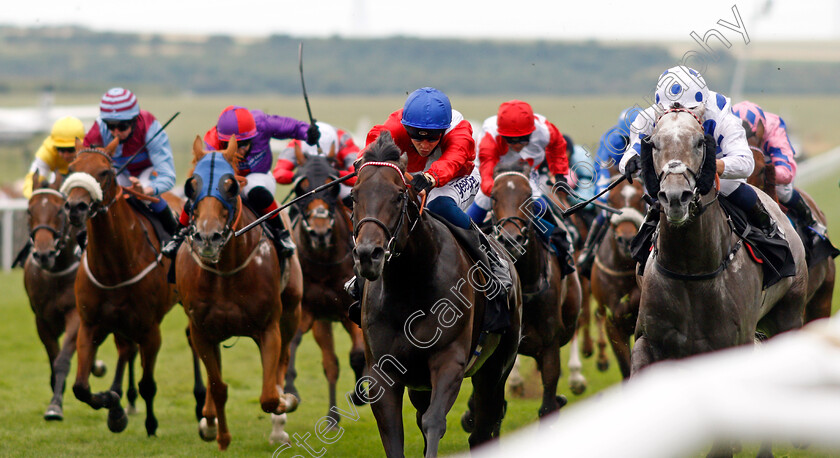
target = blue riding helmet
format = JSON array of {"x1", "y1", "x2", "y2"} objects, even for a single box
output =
[
  {"x1": 401, "y1": 87, "x2": 452, "y2": 130},
  {"x1": 617, "y1": 107, "x2": 641, "y2": 135},
  {"x1": 186, "y1": 152, "x2": 238, "y2": 222}
]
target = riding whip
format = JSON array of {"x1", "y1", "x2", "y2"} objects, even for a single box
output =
[
  {"x1": 558, "y1": 175, "x2": 628, "y2": 218},
  {"x1": 544, "y1": 180, "x2": 623, "y2": 215},
  {"x1": 235, "y1": 171, "x2": 357, "y2": 237},
  {"x1": 113, "y1": 111, "x2": 180, "y2": 177}
]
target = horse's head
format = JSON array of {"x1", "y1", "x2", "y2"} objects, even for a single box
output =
[
  {"x1": 490, "y1": 160, "x2": 533, "y2": 260},
  {"x1": 606, "y1": 178, "x2": 646, "y2": 257},
  {"x1": 27, "y1": 172, "x2": 70, "y2": 269},
  {"x1": 183, "y1": 136, "x2": 242, "y2": 263},
  {"x1": 643, "y1": 107, "x2": 717, "y2": 225},
  {"x1": 62, "y1": 138, "x2": 119, "y2": 227},
  {"x1": 351, "y1": 131, "x2": 413, "y2": 280},
  {"x1": 292, "y1": 153, "x2": 341, "y2": 251}
]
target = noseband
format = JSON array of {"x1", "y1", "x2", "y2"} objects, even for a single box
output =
[
  {"x1": 352, "y1": 161, "x2": 419, "y2": 262},
  {"x1": 491, "y1": 171, "x2": 533, "y2": 244},
  {"x1": 67, "y1": 149, "x2": 120, "y2": 216}
]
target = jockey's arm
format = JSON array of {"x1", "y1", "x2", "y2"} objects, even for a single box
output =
[
  {"x1": 23, "y1": 155, "x2": 52, "y2": 198},
  {"x1": 145, "y1": 121, "x2": 176, "y2": 196},
  {"x1": 544, "y1": 121, "x2": 570, "y2": 180},
  {"x1": 477, "y1": 132, "x2": 500, "y2": 195},
  {"x1": 426, "y1": 119, "x2": 475, "y2": 186},
  {"x1": 716, "y1": 111, "x2": 754, "y2": 180},
  {"x1": 272, "y1": 147, "x2": 298, "y2": 184},
  {"x1": 764, "y1": 117, "x2": 797, "y2": 185}
]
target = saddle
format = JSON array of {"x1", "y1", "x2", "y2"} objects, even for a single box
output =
[{"x1": 125, "y1": 196, "x2": 172, "y2": 247}]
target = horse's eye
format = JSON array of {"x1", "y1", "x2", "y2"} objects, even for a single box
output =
[{"x1": 696, "y1": 138, "x2": 704, "y2": 149}]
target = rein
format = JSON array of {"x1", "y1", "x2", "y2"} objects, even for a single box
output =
[
  {"x1": 83, "y1": 251, "x2": 163, "y2": 290},
  {"x1": 187, "y1": 237, "x2": 269, "y2": 276},
  {"x1": 491, "y1": 172, "x2": 534, "y2": 244}
]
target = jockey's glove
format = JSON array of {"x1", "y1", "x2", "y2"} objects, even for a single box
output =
[
  {"x1": 624, "y1": 155, "x2": 641, "y2": 184},
  {"x1": 306, "y1": 122, "x2": 321, "y2": 146},
  {"x1": 409, "y1": 172, "x2": 435, "y2": 193}
]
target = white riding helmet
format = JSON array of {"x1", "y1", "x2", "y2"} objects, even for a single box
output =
[
  {"x1": 300, "y1": 121, "x2": 338, "y2": 157},
  {"x1": 654, "y1": 66, "x2": 709, "y2": 110}
]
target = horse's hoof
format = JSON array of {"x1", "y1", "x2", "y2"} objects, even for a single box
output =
[
  {"x1": 597, "y1": 359, "x2": 610, "y2": 372},
  {"x1": 44, "y1": 405, "x2": 64, "y2": 421},
  {"x1": 284, "y1": 385, "x2": 299, "y2": 403},
  {"x1": 556, "y1": 395, "x2": 568, "y2": 409},
  {"x1": 569, "y1": 375, "x2": 587, "y2": 395},
  {"x1": 198, "y1": 417, "x2": 217, "y2": 442},
  {"x1": 126, "y1": 404, "x2": 138, "y2": 415},
  {"x1": 283, "y1": 393, "x2": 300, "y2": 413},
  {"x1": 508, "y1": 382, "x2": 525, "y2": 398},
  {"x1": 270, "y1": 413, "x2": 290, "y2": 445},
  {"x1": 350, "y1": 391, "x2": 368, "y2": 406},
  {"x1": 269, "y1": 430, "x2": 290, "y2": 446},
  {"x1": 327, "y1": 409, "x2": 341, "y2": 425},
  {"x1": 145, "y1": 416, "x2": 158, "y2": 436},
  {"x1": 461, "y1": 410, "x2": 474, "y2": 433},
  {"x1": 92, "y1": 360, "x2": 107, "y2": 378},
  {"x1": 107, "y1": 406, "x2": 128, "y2": 433}
]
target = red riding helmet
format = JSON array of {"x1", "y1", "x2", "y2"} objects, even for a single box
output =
[
  {"x1": 216, "y1": 105, "x2": 258, "y2": 141},
  {"x1": 497, "y1": 100, "x2": 536, "y2": 137}
]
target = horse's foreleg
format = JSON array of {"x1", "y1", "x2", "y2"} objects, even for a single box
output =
[
  {"x1": 537, "y1": 343, "x2": 565, "y2": 419},
  {"x1": 312, "y1": 320, "x2": 339, "y2": 423},
  {"x1": 341, "y1": 318, "x2": 368, "y2": 406},
  {"x1": 186, "y1": 326, "x2": 206, "y2": 422},
  {"x1": 422, "y1": 355, "x2": 466, "y2": 457},
  {"x1": 595, "y1": 305, "x2": 610, "y2": 372},
  {"x1": 630, "y1": 335, "x2": 654, "y2": 376},
  {"x1": 470, "y1": 351, "x2": 510, "y2": 449},
  {"x1": 258, "y1": 322, "x2": 282, "y2": 415},
  {"x1": 191, "y1": 325, "x2": 227, "y2": 449},
  {"x1": 137, "y1": 326, "x2": 162, "y2": 437},
  {"x1": 44, "y1": 311, "x2": 80, "y2": 420},
  {"x1": 605, "y1": 315, "x2": 632, "y2": 379},
  {"x1": 73, "y1": 322, "x2": 124, "y2": 431},
  {"x1": 567, "y1": 332, "x2": 587, "y2": 395},
  {"x1": 34, "y1": 317, "x2": 60, "y2": 391},
  {"x1": 578, "y1": 277, "x2": 594, "y2": 357},
  {"x1": 284, "y1": 308, "x2": 312, "y2": 404},
  {"x1": 408, "y1": 389, "x2": 432, "y2": 456},
  {"x1": 108, "y1": 336, "x2": 131, "y2": 402},
  {"x1": 369, "y1": 374, "x2": 405, "y2": 458},
  {"x1": 277, "y1": 299, "x2": 301, "y2": 414}
]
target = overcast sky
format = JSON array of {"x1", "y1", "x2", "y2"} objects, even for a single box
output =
[{"x1": 4, "y1": 0, "x2": 839, "y2": 41}]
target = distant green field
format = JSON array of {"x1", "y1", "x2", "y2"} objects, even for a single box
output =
[{"x1": 0, "y1": 94, "x2": 837, "y2": 457}]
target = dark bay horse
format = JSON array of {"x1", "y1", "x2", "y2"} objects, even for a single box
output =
[
  {"x1": 589, "y1": 177, "x2": 645, "y2": 379},
  {"x1": 284, "y1": 153, "x2": 367, "y2": 424},
  {"x1": 745, "y1": 128, "x2": 835, "y2": 325},
  {"x1": 23, "y1": 172, "x2": 121, "y2": 421},
  {"x1": 353, "y1": 132, "x2": 522, "y2": 457},
  {"x1": 632, "y1": 108, "x2": 808, "y2": 456},
  {"x1": 62, "y1": 138, "x2": 195, "y2": 436},
  {"x1": 176, "y1": 137, "x2": 303, "y2": 450},
  {"x1": 486, "y1": 161, "x2": 581, "y2": 419}
]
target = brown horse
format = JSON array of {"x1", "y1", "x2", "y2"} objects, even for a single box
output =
[
  {"x1": 632, "y1": 108, "x2": 808, "y2": 457},
  {"x1": 23, "y1": 172, "x2": 126, "y2": 421},
  {"x1": 62, "y1": 138, "x2": 194, "y2": 436},
  {"x1": 284, "y1": 153, "x2": 367, "y2": 423},
  {"x1": 589, "y1": 177, "x2": 646, "y2": 379},
  {"x1": 486, "y1": 161, "x2": 581, "y2": 418},
  {"x1": 352, "y1": 132, "x2": 522, "y2": 457},
  {"x1": 744, "y1": 131, "x2": 835, "y2": 325},
  {"x1": 175, "y1": 137, "x2": 302, "y2": 450}
]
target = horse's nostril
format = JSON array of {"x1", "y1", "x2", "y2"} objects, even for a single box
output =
[
  {"x1": 680, "y1": 190, "x2": 693, "y2": 204},
  {"x1": 370, "y1": 247, "x2": 385, "y2": 261},
  {"x1": 210, "y1": 232, "x2": 224, "y2": 244},
  {"x1": 193, "y1": 232, "x2": 203, "y2": 243},
  {"x1": 657, "y1": 191, "x2": 668, "y2": 203}
]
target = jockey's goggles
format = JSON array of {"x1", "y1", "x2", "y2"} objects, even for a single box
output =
[
  {"x1": 503, "y1": 134, "x2": 531, "y2": 145},
  {"x1": 221, "y1": 138, "x2": 252, "y2": 149},
  {"x1": 104, "y1": 119, "x2": 134, "y2": 132},
  {"x1": 56, "y1": 146, "x2": 76, "y2": 154},
  {"x1": 405, "y1": 126, "x2": 444, "y2": 142}
]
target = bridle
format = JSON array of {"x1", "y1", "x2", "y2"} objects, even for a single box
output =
[
  {"x1": 27, "y1": 188, "x2": 72, "y2": 261},
  {"x1": 491, "y1": 171, "x2": 533, "y2": 247},
  {"x1": 70, "y1": 148, "x2": 120, "y2": 217},
  {"x1": 352, "y1": 161, "x2": 420, "y2": 262},
  {"x1": 187, "y1": 194, "x2": 244, "y2": 260}
]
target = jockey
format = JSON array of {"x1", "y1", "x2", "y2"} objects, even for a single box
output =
[
  {"x1": 23, "y1": 116, "x2": 85, "y2": 198},
  {"x1": 163, "y1": 105, "x2": 320, "y2": 260},
  {"x1": 465, "y1": 100, "x2": 575, "y2": 275},
  {"x1": 619, "y1": 66, "x2": 778, "y2": 241},
  {"x1": 732, "y1": 100, "x2": 827, "y2": 244},
  {"x1": 84, "y1": 88, "x2": 179, "y2": 237},
  {"x1": 272, "y1": 120, "x2": 360, "y2": 207},
  {"x1": 13, "y1": 116, "x2": 86, "y2": 268},
  {"x1": 577, "y1": 107, "x2": 640, "y2": 277},
  {"x1": 345, "y1": 87, "x2": 513, "y2": 337}
]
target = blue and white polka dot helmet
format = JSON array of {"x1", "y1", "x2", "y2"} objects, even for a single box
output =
[{"x1": 654, "y1": 66, "x2": 709, "y2": 110}]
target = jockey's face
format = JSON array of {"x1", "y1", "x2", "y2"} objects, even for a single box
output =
[
  {"x1": 104, "y1": 118, "x2": 134, "y2": 143},
  {"x1": 56, "y1": 146, "x2": 76, "y2": 164},
  {"x1": 410, "y1": 138, "x2": 440, "y2": 157}
]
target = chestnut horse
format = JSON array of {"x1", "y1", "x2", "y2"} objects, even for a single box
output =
[
  {"x1": 176, "y1": 137, "x2": 302, "y2": 450},
  {"x1": 353, "y1": 132, "x2": 522, "y2": 457},
  {"x1": 486, "y1": 161, "x2": 581, "y2": 419},
  {"x1": 23, "y1": 172, "x2": 123, "y2": 421},
  {"x1": 632, "y1": 108, "x2": 808, "y2": 457},
  {"x1": 284, "y1": 153, "x2": 367, "y2": 423},
  {"x1": 589, "y1": 177, "x2": 645, "y2": 379},
  {"x1": 62, "y1": 138, "x2": 197, "y2": 436},
  {"x1": 745, "y1": 127, "x2": 835, "y2": 326}
]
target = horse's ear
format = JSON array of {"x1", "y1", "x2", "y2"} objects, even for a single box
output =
[
  {"x1": 690, "y1": 104, "x2": 706, "y2": 121},
  {"x1": 326, "y1": 142, "x2": 336, "y2": 160},
  {"x1": 75, "y1": 137, "x2": 84, "y2": 152},
  {"x1": 192, "y1": 135, "x2": 206, "y2": 165},
  {"x1": 518, "y1": 159, "x2": 531, "y2": 175},
  {"x1": 103, "y1": 137, "x2": 119, "y2": 156},
  {"x1": 223, "y1": 137, "x2": 238, "y2": 164},
  {"x1": 51, "y1": 172, "x2": 64, "y2": 191},
  {"x1": 31, "y1": 170, "x2": 40, "y2": 192},
  {"x1": 398, "y1": 152, "x2": 408, "y2": 171},
  {"x1": 294, "y1": 141, "x2": 306, "y2": 165}
]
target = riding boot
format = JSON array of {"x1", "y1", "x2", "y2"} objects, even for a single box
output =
[
  {"x1": 576, "y1": 214, "x2": 609, "y2": 278},
  {"x1": 11, "y1": 240, "x2": 32, "y2": 268},
  {"x1": 162, "y1": 223, "x2": 189, "y2": 259},
  {"x1": 745, "y1": 199, "x2": 780, "y2": 239},
  {"x1": 786, "y1": 194, "x2": 827, "y2": 244},
  {"x1": 265, "y1": 215, "x2": 296, "y2": 259},
  {"x1": 157, "y1": 207, "x2": 179, "y2": 238},
  {"x1": 344, "y1": 276, "x2": 365, "y2": 326},
  {"x1": 549, "y1": 227, "x2": 577, "y2": 276},
  {"x1": 472, "y1": 222, "x2": 513, "y2": 334}
]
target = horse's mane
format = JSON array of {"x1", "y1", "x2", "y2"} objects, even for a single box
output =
[
  {"x1": 363, "y1": 131, "x2": 402, "y2": 165},
  {"x1": 494, "y1": 160, "x2": 530, "y2": 176}
]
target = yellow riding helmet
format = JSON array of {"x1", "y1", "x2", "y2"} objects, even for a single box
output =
[{"x1": 50, "y1": 116, "x2": 85, "y2": 148}]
